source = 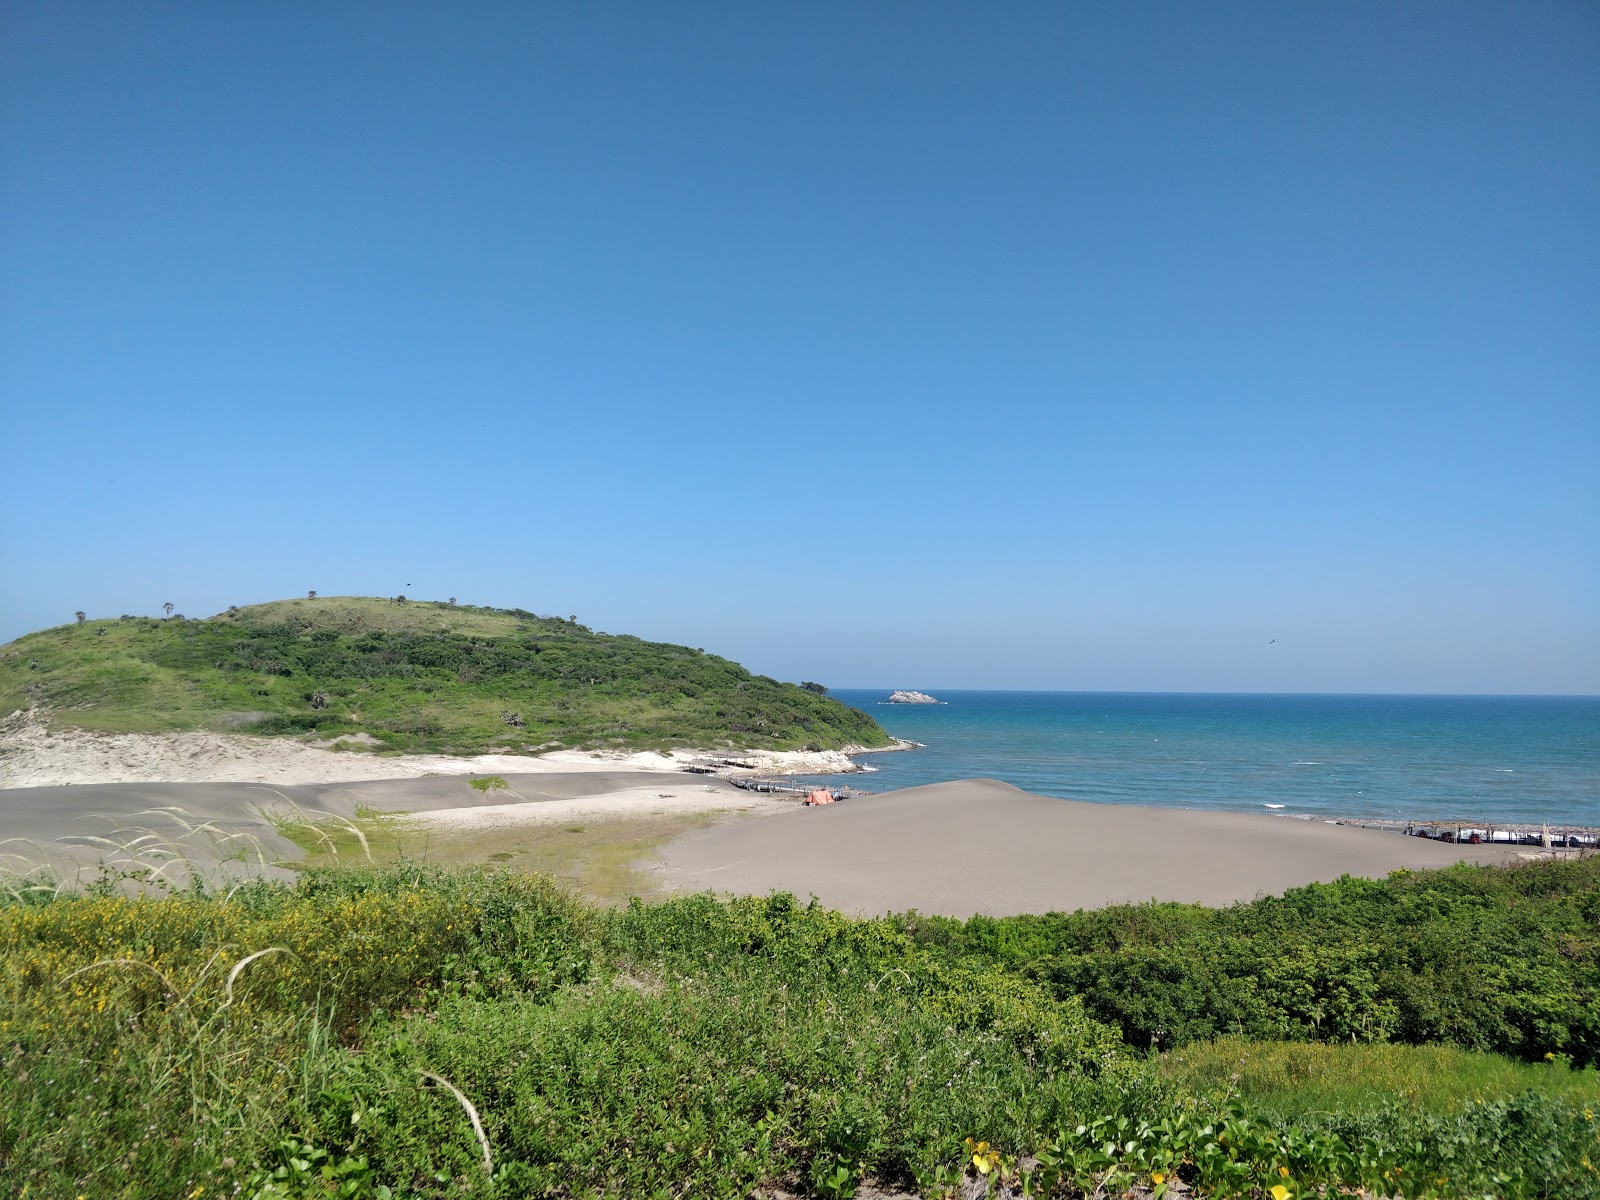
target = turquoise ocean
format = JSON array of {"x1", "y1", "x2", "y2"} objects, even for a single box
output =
[{"x1": 810, "y1": 691, "x2": 1600, "y2": 827}]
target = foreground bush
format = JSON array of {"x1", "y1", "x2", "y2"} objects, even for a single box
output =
[{"x1": 2, "y1": 860, "x2": 1598, "y2": 1197}]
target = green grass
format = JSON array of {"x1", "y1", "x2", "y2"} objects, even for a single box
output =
[
  {"x1": 277, "y1": 803, "x2": 736, "y2": 904},
  {"x1": 1160, "y1": 1037, "x2": 1600, "y2": 1120},
  {"x1": 0, "y1": 596, "x2": 892, "y2": 754}
]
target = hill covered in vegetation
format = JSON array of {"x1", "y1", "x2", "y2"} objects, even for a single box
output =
[{"x1": 0, "y1": 596, "x2": 891, "y2": 754}]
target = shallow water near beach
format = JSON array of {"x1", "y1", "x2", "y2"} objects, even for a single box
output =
[{"x1": 812, "y1": 691, "x2": 1599, "y2": 826}]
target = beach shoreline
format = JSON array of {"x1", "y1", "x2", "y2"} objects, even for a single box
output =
[
  {"x1": 3, "y1": 755, "x2": 1584, "y2": 916},
  {"x1": 3, "y1": 712, "x2": 1592, "y2": 915}
]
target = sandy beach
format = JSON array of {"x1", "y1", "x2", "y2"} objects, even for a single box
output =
[
  {"x1": 0, "y1": 707, "x2": 893, "y2": 789},
  {"x1": 654, "y1": 778, "x2": 1523, "y2": 916},
  {"x1": 0, "y1": 768, "x2": 778, "y2": 884},
  {"x1": 0, "y1": 770, "x2": 1531, "y2": 911},
  {"x1": 0, "y1": 712, "x2": 1535, "y2": 912},
  {"x1": 0, "y1": 710, "x2": 867, "y2": 889}
]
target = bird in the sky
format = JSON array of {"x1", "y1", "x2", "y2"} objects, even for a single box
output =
[{"x1": 1269, "y1": 639, "x2": 1276, "y2": 645}]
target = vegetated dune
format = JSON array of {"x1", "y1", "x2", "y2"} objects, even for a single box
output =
[{"x1": 0, "y1": 596, "x2": 890, "y2": 757}]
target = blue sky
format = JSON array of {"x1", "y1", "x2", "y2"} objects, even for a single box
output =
[{"x1": 2, "y1": 2, "x2": 1596, "y2": 694}]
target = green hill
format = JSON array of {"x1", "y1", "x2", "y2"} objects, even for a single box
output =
[{"x1": 0, "y1": 596, "x2": 891, "y2": 755}]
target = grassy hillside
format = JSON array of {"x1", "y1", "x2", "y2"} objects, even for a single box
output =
[{"x1": 0, "y1": 596, "x2": 891, "y2": 754}]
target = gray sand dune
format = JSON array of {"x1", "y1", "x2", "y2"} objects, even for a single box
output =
[
  {"x1": 0, "y1": 771, "x2": 739, "y2": 882},
  {"x1": 0, "y1": 707, "x2": 874, "y2": 788},
  {"x1": 656, "y1": 778, "x2": 1520, "y2": 916},
  {"x1": 3, "y1": 772, "x2": 1528, "y2": 914}
]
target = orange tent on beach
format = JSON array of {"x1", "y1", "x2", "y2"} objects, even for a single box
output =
[{"x1": 803, "y1": 788, "x2": 835, "y2": 806}]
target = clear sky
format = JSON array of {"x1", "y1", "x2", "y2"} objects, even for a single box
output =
[{"x1": 2, "y1": 2, "x2": 1596, "y2": 694}]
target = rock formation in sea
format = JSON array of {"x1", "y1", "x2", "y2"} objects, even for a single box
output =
[{"x1": 888, "y1": 690, "x2": 940, "y2": 704}]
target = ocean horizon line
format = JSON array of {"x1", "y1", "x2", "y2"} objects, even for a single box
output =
[
  {"x1": 831, "y1": 687, "x2": 1600, "y2": 700},
  {"x1": 810, "y1": 690, "x2": 1597, "y2": 827}
]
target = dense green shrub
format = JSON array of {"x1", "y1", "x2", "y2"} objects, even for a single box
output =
[
  {"x1": 1020, "y1": 1093, "x2": 1600, "y2": 1199},
  {"x1": 4, "y1": 860, "x2": 1597, "y2": 1197},
  {"x1": 900, "y1": 857, "x2": 1600, "y2": 1064}
]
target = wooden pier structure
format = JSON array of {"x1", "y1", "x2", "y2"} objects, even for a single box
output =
[{"x1": 729, "y1": 777, "x2": 872, "y2": 800}]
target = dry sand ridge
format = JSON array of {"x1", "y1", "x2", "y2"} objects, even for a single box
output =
[{"x1": 0, "y1": 707, "x2": 884, "y2": 789}]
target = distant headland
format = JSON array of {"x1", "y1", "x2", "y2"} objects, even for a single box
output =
[{"x1": 0, "y1": 596, "x2": 893, "y2": 785}]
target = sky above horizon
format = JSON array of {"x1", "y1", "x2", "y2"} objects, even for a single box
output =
[{"x1": 2, "y1": 3, "x2": 1596, "y2": 695}]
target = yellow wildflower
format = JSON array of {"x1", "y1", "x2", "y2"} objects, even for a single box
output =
[
  {"x1": 1151, "y1": 1171, "x2": 1166, "y2": 1185},
  {"x1": 963, "y1": 1138, "x2": 1000, "y2": 1175},
  {"x1": 1270, "y1": 1186, "x2": 1290, "y2": 1200}
]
